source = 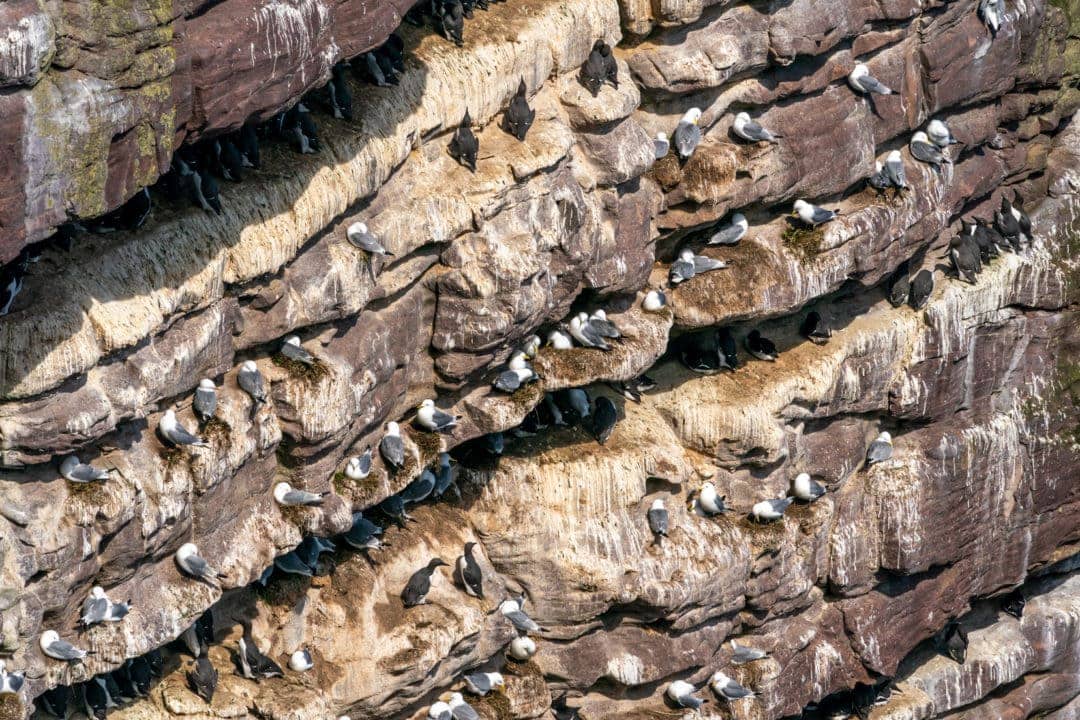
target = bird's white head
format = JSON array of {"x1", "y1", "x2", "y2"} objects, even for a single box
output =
[
  {"x1": 879, "y1": 431, "x2": 893, "y2": 443},
  {"x1": 887, "y1": 150, "x2": 903, "y2": 162},
  {"x1": 285, "y1": 336, "x2": 301, "y2": 347},
  {"x1": 273, "y1": 482, "x2": 292, "y2": 502},
  {"x1": 657, "y1": 131, "x2": 668, "y2": 141},
  {"x1": 875, "y1": 160, "x2": 884, "y2": 172},
  {"x1": 650, "y1": 498, "x2": 666, "y2": 510},
  {"x1": 735, "y1": 111, "x2": 751, "y2": 123},
  {"x1": 732, "y1": 212, "x2": 747, "y2": 227},
  {"x1": 928, "y1": 118, "x2": 947, "y2": 133},
  {"x1": 710, "y1": 670, "x2": 731, "y2": 685},
  {"x1": 420, "y1": 399, "x2": 435, "y2": 409},
  {"x1": 449, "y1": 692, "x2": 465, "y2": 705},
  {"x1": 199, "y1": 378, "x2": 215, "y2": 390},
  {"x1": 508, "y1": 351, "x2": 528, "y2": 370},
  {"x1": 91, "y1": 586, "x2": 106, "y2": 598},
  {"x1": 678, "y1": 248, "x2": 695, "y2": 261},
  {"x1": 177, "y1": 543, "x2": 198, "y2": 561},
  {"x1": 490, "y1": 672, "x2": 505, "y2": 686},
  {"x1": 793, "y1": 199, "x2": 810, "y2": 213},
  {"x1": 39, "y1": 630, "x2": 59, "y2": 648},
  {"x1": 161, "y1": 409, "x2": 178, "y2": 428},
  {"x1": 912, "y1": 131, "x2": 930, "y2": 144},
  {"x1": 241, "y1": 360, "x2": 258, "y2": 373},
  {"x1": 851, "y1": 63, "x2": 869, "y2": 78},
  {"x1": 682, "y1": 107, "x2": 702, "y2": 124},
  {"x1": 386, "y1": 421, "x2": 400, "y2": 435},
  {"x1": 702, "y1": 481, "x2": 716, "y2": 493},
  {"x1": 594, "y1": 309, "x2": 608, "y2": 321},
  {"x1": 348, "y1": 221, "x2": 368, "y2": 236}
]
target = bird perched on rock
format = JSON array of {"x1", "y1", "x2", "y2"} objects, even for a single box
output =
[
  {"x1": 600, "y1": 41, "x2": 618, "y2": 88},
  {"x1": 449, "y1": 692, "x2": 481, "y2": 720},
  {"x1": 1001, "y1": 590, "x2": 1025, "y2": 619},
  {"x1": 238, "y1": 123, "x2": 260, "y2": 168},
  {"x1": 799, "y1": 311, "x2": 832, "y2": 345},
  {"x1": 187, "y1": 657, "x2": 217, "y2": 703},
  {"x1": 909, "y1": 269, "x2": 934, "y2": 309},
  {"x1": 588, "y1": 310, "x2": 620, "y2": 339},
  {"x1": 948, "y1": 234, "x2": 981, "y2": 284},
  {"x1": 493, "y1": 351, "x2": 538, "y2": 392},
  {"x1": 342, "y1": 512, "x2": 385, "y2": 552},
  {"x1": 547, "y1": 328, "x2": 574, "y2": 349},
  {"x1": 289, "y1": 649, "x2": 314, "y2": 672},
  {"x1": 464, "y1": 671, "x2": 504, "y2": 696},
  {"x1": 792, "y1": 472, "x2": 826, "y2": 502},
  {"x1": 507, "y1": 635, "x2": 537, "y2": 660},
  {"x1": 674, "y1": 108, "x2": 703, "y2": 161},
  {"x1": 729, "y1": 640, "x2": 767, "y2": 664},
  {"x1": 667, "y1": 680, "x2": 704, "y2": 709},
  {"x1": 449, "y1": 110, "x2": 479, "y2": 172},
  {"x1": 429, "y1": 701, "x2": 453, "y2": 720},
  {"x1": 996, "y1": 195, "x2": 1024, "y2": 246},
  {"x1": 927, "y1": 118, "x2": 959, "y2": 147},
  {"x1": 1010, "y1": 190, "x2": 1033, "y2": 242},
  {"x1": 159, "y1": 409, "x2": 208, "y2": 448},
  {"x1": 591, "y1": 396, "x2": 618, "y2": 445},
  {"x1": 647, "y1": 498, "x2": 669, "y2": 543},
  {"x1": 40, "y1": 630, "x2": 91, "y2": 662},
  {"x1": 744, "y1": 329, "x2": 778, "y2": 361},
  {"x1": 400, "y1": 469, "x2": 437, "y2": 505},
  {"x1": 402, "y1": 558, "x2": 449, "y2": 606},
  {"x1": 346, "y1": 221, "x2": 393, "y2": 256},
  {"x1": 280, "y1": 335, "x2": 314, "y2": 365},
  {"x1": 193, "y1": 378, "x2": 217, "y2": 423},
  {"x1": 457, "y1": 542, "x2": 484, "y2": 598},
  {"x1": 864, "y1": 431, "x2": 893, "y2": 467},
  {"x1": 81, "y1": 586, "x2": 131, "y2": 626},
  {"x1": 238, "y1": 360, "x2": 267, "y2": 406},
  {"x1": 60, "y1": 455, "x2": 110, "y2": 483},
  {"x1": 883, "y1": 150, "x2": 908, "y2": 190},
  {"x1": 710, "y1": 671, "x2": 754, "y2": 701},
  {"x1": 504, "y1": 79, "x2": 535, "y2": 141},
  {"x1": 500, "y1": 597, "x2": 542, "y2": 634},
  {"x1": 936, "y1": 620, "x2": 968, "y2": 663},
  {"x1": 887, "y1": 262, "x2": 911, "y2": 307},
  {"x1": 709, "y1": 213, "x2": 748, "y2": 245},
  {"x1": 848, "y1": 63, "x2": 893, "y2": 95},
  {"x1": 654, "y1": 132, "x2": 669, "y2": 159},
  {"x1": 346, "y1": 450, "x2": 372, "y2": 480},
  {"x1": 0, "y1": 661, "x2": 23, "y2": 696},
  {"x1": 690, "y1": 481, "x2": 726, "y2": 516},
  {"x1": 379, "y1": 423, "x2": 406, "y2": 472},
  {"x1": 643, "y1": 289, "x2": 667, "y2": 312},
  {"x1": 751, "y1": 497, "x2": 793, "y2": 522},
  {"x1": 793, "y1": 199, "x2": 839, "y2": 227},
  {"x1": 579, "y1": 40, "x2": 608, "y2": 96},
  {"x1": 670, "y1": 247, "x2": 728, "y2": 285},
  {"x1": 236, "y1": 631, "x2": 284, "y2": 681},
  {"x1": 417, "y1": 398, "x2": 460, "y2": 432},
  {"x1": 568, "y1": 312, "x2": 611, "y2": 349},
  {"x1": 39, "y1": 686, "x2": 71, "y2": 717},
  {"x1": 608, "y1": 375, "x2": 656, "y2": 403},
  {"x1": 327, "y1": 64, "x2": 353, "y2": 120},
  {"x1": 440, "y1": 1, "x2": 465, "y2": 45},
  {"x1": 910, "y1": 131, "x2": 948, "y2": 170},
  {"x1": 379, "y1": 493, "x2": 412, "y2": 528},
  {"x1": 83, "y1": 676, "x2": 110, "y2": 718},
  {"x1": 867, "y1": 161, "x2": 893, "y2": 195},
  {"x1": 980, "y1": 0, "x2": 1005, "y2": 36},
  {"x1": 733, "y1": 112, "x2": 781, "y2": 143},
  {"x1": 274, "y1": 481, "x2": 326, "y2": 507},
  {"x1": 176, "y1": 543, "x2": 226, "y2": 585}
]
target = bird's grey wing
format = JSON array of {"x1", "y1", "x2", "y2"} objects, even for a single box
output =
[
  {"x1": 494, "y1": 370, "x2": 522, "y2": 392},
  {"x1": 185, "y1": 554, "x2": 213, "y2": 578},
  {"x1": 709, "y1": 225, "x2": 742, "y2": 245},
  {"x1": 171, "y1": 425, "x2": 205, "y2": 445},
  {"x1": 239, "y1": 371, "x2": 265, "y2": 399},
  {"x1": 356, "y1": 452, "x2": 372, "y2": 474},
  {"x1": 284, "y1": 489, "x2": 322, "y2": 505},
  {"x1": 675, "y1": 124, "x2": 701, "y2": 155},
  {"x1": 811, "y1": 207, "x2": 836, "y2": 224},
  {"x1": 670, "y1": 258, "x2": 694, "y2": 282},
  {"x1": 381, "y1": 436, "x2": 404, "y2": 465},
  {"x1": 867, "y1": 440, "x2": 892, "y2": 462},
  {"x1": 71, "y1": 463, "x2": 107, "y2": 481},
  {"x1": 83, "y1": 596, "x2": 108, "y2": 623},
  {"x1": 679, "y1": 693, "x2": 704, "y2": 709},
  {"x1": 743, "y1": 120, "x2": 767, "y2": 139},
  {"x1": 452, "y1": 703, "x2": 481, "y2": 720},
  {"x1": 465, "y1": 673, "x2": 490, "y2": 693},
  {"x1": 810, "y1": 479, "x2": 826, "y2": 496},
  {"x1": 862, "y1": 75, "x2": 892, "y2": 94},
  {"x1": 693, "y1": 256, "x2": 726, "y2": 273},
  {"x1": 432, "y1": 408, "x2": 457, "y2": 427},
  {"x1": 648, "y1": 508, "x2": 669, "y2": 534},
  {"x1": 768, "y1": 498, "x2": 792, "y2": 513},
  {"x1": 275, "y1": 553, "x2": 313, "y2": 576},
  {"x1": 590, "y1": 318, "x2": 620, "y2": 338},
  {"x1": 504, "y1": 609, "x2": 539, "y2": 632},
  {"x1": 48, "y1": 639, "x2": 84, "y2": 660},
  {"x1": 436, "y1": 711, "x2": 452, "y2": 720}
]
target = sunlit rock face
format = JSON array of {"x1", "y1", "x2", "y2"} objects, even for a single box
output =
[{"x1": 0, "y1": 0, "x2": 1078, "y2": 718}]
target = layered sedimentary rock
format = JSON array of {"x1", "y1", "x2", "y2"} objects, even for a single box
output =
[{"x1": 0, "y1": 0, "x2": 1078, "y2": 718}]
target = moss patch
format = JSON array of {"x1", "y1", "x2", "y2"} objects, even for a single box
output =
[
  {"x1": 272, "y1": 353, "x2": 329, "y2": 382},
  {"x1": 648, "y1": 153, "x2": 683, "y2": 191},
  {"x1": 202, "y1": 417, "x2": 231, "y2": 442},
  {"x1": 67, "y1": 477, "x2": 110, "y2": 505},
  {"x1": 0, "y1": 695, "x2": 24, "y2": 720},
  {"x1": 162, "y1": 446, "x2": 188, "y2": 469},
  {"x1": 782, "y1": 224, "x2": 825, "y2": 261},
  {"x1": 411, "y1": 429, "x2": 444, "y2": 465},
  {"x1": 255, "y1": 573, "x2": 311, "y2": 607},
  {"x1": 478, "y1": 690, "x2": 513, "y2": 720}
]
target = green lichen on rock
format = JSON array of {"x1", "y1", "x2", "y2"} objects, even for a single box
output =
[{"x1": 782, "y1": 225, "x2": 825, "y2": 261}]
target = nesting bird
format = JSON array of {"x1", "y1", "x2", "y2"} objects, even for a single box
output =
[
  {"x1": 792, "y1": 199, "x2": 839, "y2": 227},
  {"x1": 500, "y1": 597, "x2": 542, "y2": 634},
  {"x1": 883, "y1": 150, "x2": 908, "y2": 190},
  {"x1": 493, "y1": 351, "x2": 539, "y2": 392},
  {"x1": 733, "y1": 112, "x2": 780, "y2": 143},
  {"x1": 60, "y1": 455, "x2": 110, "y2": 483},
  {"x1": 40, "y1": 630, "x2": 91, "y2": 662},
  {"x1": 666, "y1": 680, "x2": 704, "y2": 709},
  {"x1": 848, "y1": 63, "x2": 894, "y2": 95},
  {"x1": 647, "y1": 498, "x2": 669, "y2": 542},
  {"x1": 744, "y1": 329, "x2": 778, "y2": 361},
  {"x1": 751, "y1": 497, "x2": 793, "y2": 522},
  {"x1": 792, "y1": 472, "x2": 826, "y2": 502},
  {"x1": 711, "y1": 671, "x2": 754, "y2": 701},
  {"x1": 910, "y1": 131, "x2": 948, "y2": 170},
  {"x1": 674, "y1": 108, "x2": 703, "y2": 161},
  {"x1": 504, "y1": 78, "x2": 535, "y2": 141},
  {"x1": 289, "y1": 649, "x2": 314, "y2": 672},
  {"x1": 346, "y1": 450, "x2": 373, "y2": 480},
  {"x1": 669, "y1": 248, "x2": 728, "y2": 285},
  {"x1": 81, "y1": 586, "x2": 131, "y2": 626},
  {"x1": 159, "y1": 409, "x2": 208, "y2": 448},
  {"x1": 280, "y1": 335, "x2": 314, "y2": 365},
  {"x1": 729, "y1": 640, "x2": 768, "y2": 664},
  {"x1": 709, "y1": 213, "x2": 748, "y2": 245},
  {"x1": 417, "y1": 398, "x2": 460, "y2": 432},
  {"x1": 799, "y1": 311, "x2": 832, "y2": 345},
  {"x1": 865, "y1": 431, "x2": 894, "y2": 467},
  {"x1": 346, "y1": 221, "x2": 393, "y2": 256},
  {"x1": 0, "y1": 661, "x2": 24, "y2": 696},
  {"x1": 193, "y1": 378, "x2": 217, "y2": 423},
  {"x1": 654, "y1": 132, "x2": 670, "y2": 159},
  {"x1": 691, "y1": 481, "x2": 726, "y2": 516},
  {"x1": 547, "y1": 328, "x2": 574, "y2": 349},
  {"x1": 274, "y1": 481, "x2": 326, "y2": 507},
  {"x1": 449, "y1": 110, "x2": 479, "y2": 172},
  {"x1": 507, "y1": 635, "x2": 537, "y2": 660},
  {"x1": 238, "y1": 360, "x2": 267, "y2": 405},
  {"x1": 449, "y1": 692, "x2": 481, "y2": 720},
  {"x1": 568, "y1": 312, "x2": 611, "y2": 349},
  {"x1": 643, "y1": 289, "x2": 667, "y2": 312},
  {"x1": 909, "y1": 269, "x2": 934, "y2": 309},
  {"x1": 927, "y1": 119, "x2": 959, "y2": 148},
  {"x1": 463, "y1": 671, "x2": 504, "y2": 696}
]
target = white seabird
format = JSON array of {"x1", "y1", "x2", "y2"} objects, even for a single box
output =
[
  {"x1": 449, "y1": 692, "x2": 481, "y2": 720},
  {"x1": 670, "y1": 248, "x2": 728, "y2": 285},
  {"x1": 673, "y1": 108, "x2": 703, "y2": 160},
  {"x1": 697, "y1": 481, "x2": 725, "y2": 516},
  {"x1": 280, "y1": 335, "x2": 314, "y2": 365},
  {"x1": 709, "y1": 213, "x2": 748, "y2": 245},
  {"x1": 81, "y1": 586, "x2": 130, "y2": 626},
  {"x1": 417, "y1": 398, "x2": 459, "y2": 432},
  {"x1": 159, "y1": 409, "x2": 208, "y2": 448},
  {"x1": 500, "y1": 598, "x2": 541, "y2": 633},
  {"x1": 175, "y1": 543, "x2": 225, "y2": 585},
  {"x1": 792, "y1": 472, "x2": 826, "y2": 502},
  {"x1": 345, "y1": 450, "x2": 372, "y2": 480},
  {"x1": 751, "y1": 497, "x2": 793, "y2": 522},
  {"x1": 647, "y1": 498, "x2": 669, "y2": 538},
  {"x1": 642, "y1": 289, "x2": 667, "y2": 312},
  {"x1": 654, "y1": 131, "x2": 670, "y2": 159},
  {"x1": 0, "y1": 660, "x2": 24, "y2": 695},
  {"x1": 521, "y1": 334, "x2": 541, "y2": 358},
  {"x1": 865, "y1": 431, "x2": 893, "y2": 466},
  {"x1": 979, "y1": 0, "x2": 1005, "y2": 35},
  {"x1": 793, "y1": 199, "x2": 839, "y2": 227},
  {"x1": 274, "y1": 481, "x2": 326, "y2": 506},
  {"x1": 883, "y1": 150, "x2": 908, "y2": 189},
  {"x1": 729, "y1": 639, "x2": 768, "y2": 664},
  {"x1": 193, "y1": 378, "x2": 217, "y2": 422},
  {"x1": 666, "y1": 679, "x2": 704, "y2": 709},
  {"x1": 910, "y1": 131, "x2": 948, "y2": 168},
  {"x1": 463, "y1": 671, "x2": 504, "y2": 695},
  {"x1": 380, "y1": 422, "x2": 406, "y2": 469},
  {"x1": 547, "y1": 329, "x2": 574, "y2": 349},
  {"x1": 710, "y1": 670, "x2": 754, "y2": 700},
  {"x1": 429, "y1": 701, "x2": 453, "y2": 720},
  {"x1": 346, "y1": 221, "x2": 393, "y2": 256},
  {"x1": 237, "y1": 360, "x2": 267, "y2": 405},
  {"x1": 40, "y1": 630, "x2": 91, "y2": 662},
  {"x1": 927, "y1": 119, "x2": 959, "y2": 147},
  {"x1": 733, "y1": 112, "x2": 780, "y2": 143},
  {"x1": 288, "y1": 649, "x2": 313, "y2": 672},
  {"x1": 507, "y1": 635, "x2": 537, "y2": 660},
  {"x1": 60, "y1": 455, "x2": 109, "y2": 483},
  {"x1": 848, "y1": 63, "x2": 893, "y2": 95},
  {"x1": 568, "y1": 312, "x2": 610, "y2": 350}
]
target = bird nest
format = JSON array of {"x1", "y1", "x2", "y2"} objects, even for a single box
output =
[
  {"x1": 0, "y1": 694, "x2": 23, "y2": 720},
  {"x1": 477, "y1": 690, "x2": 513, "y2": 720},
  {"x1": 272, "y1": 353, "x2": 330, "y2": 382},
  {"x1": 781, "y1": 225, "x2": 825, "y2": 261}
]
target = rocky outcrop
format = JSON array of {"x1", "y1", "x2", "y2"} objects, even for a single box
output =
[{"x1": 0, "y1": 0, "x2": 1078, "y2": 718}]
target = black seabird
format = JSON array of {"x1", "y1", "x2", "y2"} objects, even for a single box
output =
[
  {"x1": 449, "y1": 110, "x2": 479, "y2": 172},
  {"x1": 402, "y1": 558, "x2": 449, "y2": 606},
  {"x1": 457, "y1": 542, "x2": 484, "y2": 598},
  {"x1": 504, "y1": 78, "x2": 535, "y2": 141}
]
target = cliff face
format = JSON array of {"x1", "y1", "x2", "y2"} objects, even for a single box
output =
[{"x1": 0, "y1": 0, "x2": 1079, "y2": 718}]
